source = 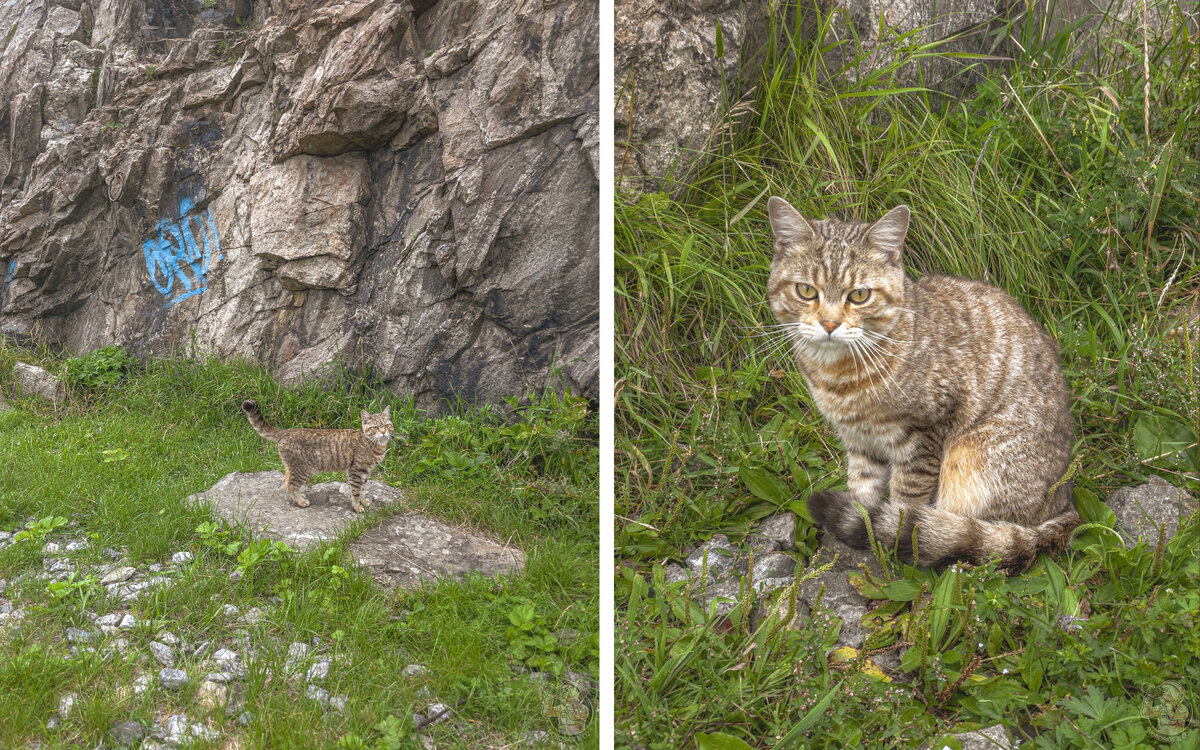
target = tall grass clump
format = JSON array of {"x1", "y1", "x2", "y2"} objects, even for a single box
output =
[{"x1": 616, "y1": 0, "x2": 1197, "y2": 746}]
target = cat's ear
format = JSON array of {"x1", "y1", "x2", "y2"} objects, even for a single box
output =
[
  {"x1": 866, "y1": 205, "x2": 910, "y2": 261},
  {"x1": 382, "y1": 405, "x2": 390, "y2": 419},
  {"x1": 360, "y1": 409, "x2": 369, "y2": 423},
  {"x1": 767, "y1": 196, "x2": 815, "y2": 254}
]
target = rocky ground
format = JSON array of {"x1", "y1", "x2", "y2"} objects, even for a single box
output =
[
  {"x1": 0, "y1": 474, "x2": 585, "y2": 748},
  {"x1": 658, "y1": 478, "x2": 1198, "y2": 749}
]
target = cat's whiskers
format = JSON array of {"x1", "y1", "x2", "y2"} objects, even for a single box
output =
[
  {"x1": 857, "y1": 336, "x2": 901, "y2": 393},
  {"x1": 852, "y1": 338, "x2": 892, "y2": 395},
  {"x1": 861, "y1": 331, "x2": 909, "y2": 363}
]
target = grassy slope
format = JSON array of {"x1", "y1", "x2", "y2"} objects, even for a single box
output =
[
  {"x1": 616, "y1": 3, "x2": 1198, "y2": 748},
  {"x1": 0, "y1": 346, "x2": 599, "y2": 748}
]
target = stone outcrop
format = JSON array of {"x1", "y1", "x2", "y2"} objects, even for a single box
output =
[
  {"x1": 0, "y1": 0, "x2": 599, "y2": 409},
  {"x1": 192, "y1": 470, "x2": 525, "y2": 587}
]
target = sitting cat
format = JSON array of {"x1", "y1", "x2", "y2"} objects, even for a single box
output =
[
  {"x1": 241, "y1": 400, "x2": 393, "y2": 513},
  {"x1": 766, "y1": 196, "x2": 1079, "y2": 573}
]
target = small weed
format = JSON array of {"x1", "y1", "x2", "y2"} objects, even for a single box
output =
[
  {"x1": 62, "y1": 345, "x2": 135, "y2": 391},
  {"x1": 45, "y1": 571, "x2": 101, "y2": 616},
  {"x1": 13, "y1": 516, "x2": 68, "y2": 544}
]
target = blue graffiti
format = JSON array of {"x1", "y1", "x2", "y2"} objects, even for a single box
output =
[{"x1": 142, "y1": 197, "x2": 222, "y2": 309}]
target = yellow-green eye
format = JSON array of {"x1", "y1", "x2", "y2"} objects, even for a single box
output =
[
  {"x1": 795, "y1": 283, "x2": 818, "y2": 301},
  {"x1": 847, "y1": 288, "x2": 871, "y2": 304}
]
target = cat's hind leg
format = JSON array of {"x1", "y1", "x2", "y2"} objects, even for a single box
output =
[{"x1": 283, "y1": 466, "x2": 311, "y2": 508}]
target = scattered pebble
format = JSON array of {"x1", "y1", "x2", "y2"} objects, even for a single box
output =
[
  {"x1": 158, "y1": 631, "x2": 182, "y2": 647},
  {"x1": 306, "y1": 660, "x2": 330, "y2": 683},
  {"x1": 65, "y1": 627, "x2": 95, "y2": 644},
  {"x1": 519, "y1": 730, "x2": 550, "y2": 745},
  {"x1": 96, "y1": 613, "x2": 121, "y2": 629},
  {"x1": 58, "y1": 693, "x2": 76, "y2": 717},
  {"x1": 164, "y1": 714, "x2": 219, "y2": 744},
  {"x1": 119, "y1": 613, "x2": 138, "y2": 629},
  {"x1": 285, "y1": 641, "x2": 309, "y2": 672},
  {"x1": 423, "y1": 703, "x2": 452, "y2": 726},
  {"x1": 149, "y1": 641, "x2": 175, "y2": 668},
  {"x1": 147, "y1": 563, "x2": 165, "y2": 573},
  {"x1": 101, "y1": 547, "x2": 123, "y2": 561},
  {"x1": 196, "y1": 679, "x2": 227, "y2": 710},
  {"x1": 45, "y1": 715, "x2": 61, "y2": 730},
  {"x1": 171, "y1": 551, "x2": 193, "y2": 564},
  {"x1": 222, "y1": 604, "x2": 240, "y2": 617},
  {"x1": 402, "y1": 664, "x2": 429, "y2": 678},
  {"x1": 239, "y1": 607, "x2": 263, "y2": 625},
  {"x1": 64, "y1": 540, "x2": 88, "y2": 553},
  {"x1": 109, "y1": 720, "x2": 148, "y2": 748},
  {"x1": 305, "y1": 685, "x2": 330, "y2": 703},
  {"x1": 203, "y1": 671, "x2": 233, "y2": 683},
  {"x1": 132, "y1": 674, "x2": 154, "y2": 695},
  {"x1": 100, "y1": 565, "x2": 135, "y2": 585},
  {"x1": 329, "y1": 694, "x2": 347, "y2": 712},
  {"x1": 159, "y1": 667, "x2": 189, "y2": 690},
  {"x1": 238, "y1": 712, "x2": 254, "y2": 726},
  {"x1": 212, "y1": 648, "x2": 247, "y2": 678},
  {"x1": 42, "y1": 542, "x2": 61, "y2": 554}
]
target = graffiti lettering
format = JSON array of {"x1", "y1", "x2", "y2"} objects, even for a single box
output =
[{"x1": 142, "y1": 197, "x2": 222, "y2": 309}]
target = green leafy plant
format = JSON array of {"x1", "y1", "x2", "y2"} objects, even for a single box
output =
[
  {"x1": 62, "y1": 345, "x2": 134, "y2": 391},
  {"x1": 45, "y1": 571, "x2": 101, "y2": 615},
  {"x1": 505, "y1": 599, "x2": 565, "y2": 675},
  {"x1": 13, "y1": 516, "x2": 68, "y2": 544}
]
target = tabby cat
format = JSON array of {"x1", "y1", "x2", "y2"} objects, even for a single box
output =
[
  {"x1": 765, "y1": 196, "x2": 1079, "y2": 573},
  {"x1": 241, "y1": 400, "x2": 393, "y2": 513}
]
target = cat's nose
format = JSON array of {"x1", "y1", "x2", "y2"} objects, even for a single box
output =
[{"x1": 820, "y1": 320, "x2": 840, "y2": 333}]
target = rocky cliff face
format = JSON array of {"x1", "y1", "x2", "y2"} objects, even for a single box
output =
[{"x1": 0, "y1": 0, "x2": 599, "y2": 409}]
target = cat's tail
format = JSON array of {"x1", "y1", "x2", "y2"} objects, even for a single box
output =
[
  {"x1": 241, "y1": 400, "x2": 280, "y2": 442},
  {"x1": 809, "y1": 492, "x2": 1080, "y2": 574}
]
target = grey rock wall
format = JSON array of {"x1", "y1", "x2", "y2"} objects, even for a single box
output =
[{"x1": 0, "y1": 0, "x2": 599, "y2": 409}]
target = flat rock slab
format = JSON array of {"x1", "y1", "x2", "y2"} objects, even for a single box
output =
[
  {"x1": 192, "y1": 472, "x2": 523, "y2": 588},
  {"x1": 352, "y1": 515, "x2": 525, "y2": 589},
  {"x1": 191, "y1": 471, "x2": 398, "y2": 549}
]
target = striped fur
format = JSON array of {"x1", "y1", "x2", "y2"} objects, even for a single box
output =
[
  {"x1": 766, "y1": 197, "x2": 1079, "y2": 573},
  {"x1": 241, "y1": 400, "x2": 392, "y2": 513}
]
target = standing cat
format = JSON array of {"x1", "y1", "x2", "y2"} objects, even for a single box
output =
[
  {"x1": 241, "y1": 400, "x2": 393, "y2": 513},
  {"x1": 765, "y1": 196, "x2": 1079, "y2": 573}
]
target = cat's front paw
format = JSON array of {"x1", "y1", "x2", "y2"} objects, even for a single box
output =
[
  {"x1": 351, "y1": 500, "x2": 365, "y2": 513},
  {"x1": 360, "y1": 496, "x2": 372, "y2": 508},
  {"x1": 293, "y1": 497, "x2": 311, "y2": 508},
  {"x1": 805, "y1": 489, "x2": 847, "y2": 530}
]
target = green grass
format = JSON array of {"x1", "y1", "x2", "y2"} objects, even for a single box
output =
[
  {"x1": 0, "y1": 344, "x2": 598, "y2": 748},
  {"x1": 615, "y1": 1, "x2": 1199, "y2": 747}
]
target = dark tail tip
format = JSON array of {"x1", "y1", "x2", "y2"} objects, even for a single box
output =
[{"x1": 241, "y1": 399, "x2": 257, "y2": 413}]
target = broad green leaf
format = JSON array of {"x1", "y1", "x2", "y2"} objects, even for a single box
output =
[
  {"x1": 739, "y1": 466, "x2": 789, "y2": 505},
  {"x1": 1074, "y1": 487, "x2": 1115, "y2": 527},
  {"x1": 882, "y1": 579, "x2": 923, "y2": 601},
  {"x1": 928, "y1": 568, "x2": 959, "y2": 650},
  {"x1": 697, "y1": 732, "x2": 754, "y2": 750},
  {"x1": 1133, "y1": 414, "x2": 1197, "y2": 472}
]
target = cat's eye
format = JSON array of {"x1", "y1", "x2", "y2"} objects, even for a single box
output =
[
  {"x1": 795, "y1": 283, "x2": 818, "y2": 301},
  {"x1": 847, "y1": 288, "x2": 871, "y2": 304}
]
